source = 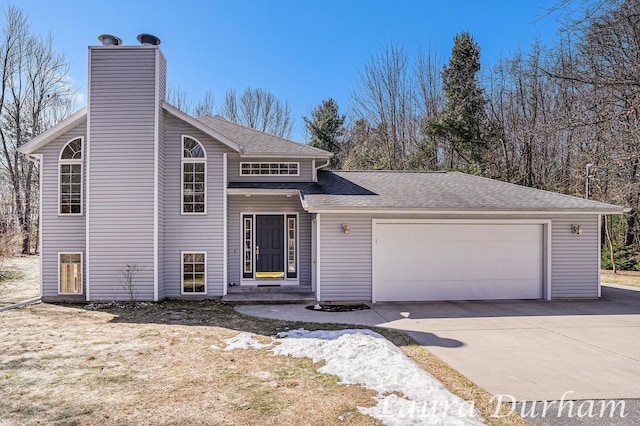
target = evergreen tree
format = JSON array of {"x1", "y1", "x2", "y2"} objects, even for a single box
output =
[
  {"x1": 303, "y1": 98, "x2": 346, "y2": 168},
  {"x1": 426, "y1": 32, "x2": 488, "y2": 170}
]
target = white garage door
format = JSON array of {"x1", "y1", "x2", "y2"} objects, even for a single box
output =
[{"x1": 373, "y1": 222, "x2": 544, "y2": 302}]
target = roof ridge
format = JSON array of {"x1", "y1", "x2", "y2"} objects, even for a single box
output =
[{"x1": 200, "y1": 115, "x2": 331, "y2": 156}]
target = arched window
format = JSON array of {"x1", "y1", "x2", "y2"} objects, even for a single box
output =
[
  {"x1": 59, "y1": 138, "x2": 83, "y2": 215},
  {"x1": 182, "y1": 136, "x2": 206, "y2": 214}
]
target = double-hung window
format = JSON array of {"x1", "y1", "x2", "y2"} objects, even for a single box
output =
[
  {"x1": 59, "y1": 138, "x2": 83, "y2": 215},
  {"x1": 182, "y1": 252, "x2": 206, "y2": 294},
  {"x1": 182, "y1": 136, "x2": 206, "y2": 214}
]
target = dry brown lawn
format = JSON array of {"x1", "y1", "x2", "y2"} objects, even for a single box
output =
[
  {"x1": 0, "y1": 260, "x2": 527, "y2": 426},
  {"x1": 601, "y1": 270, "x2": 640, "y2": 288},
  {"x1": 0, "y1": 256, "x2": 40, "y2": 307}
]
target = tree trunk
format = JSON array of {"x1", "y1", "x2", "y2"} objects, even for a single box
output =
[{"x1": 604, "y1": 215, "x2": 617, "y2": 274}]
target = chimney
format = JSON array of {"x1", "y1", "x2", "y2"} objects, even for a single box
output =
[
  {"x1": 97, "y1": 34, "x2": 122, "y2": 46},
  {"x1": 137, "y1": 33, "x2": 161, "y2": 46}
]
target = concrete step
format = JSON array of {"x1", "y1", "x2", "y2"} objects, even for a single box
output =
[
  {"x1": 227, "y1": 285, "x2": 313, "y2": 294},
  {"x1": 222, "y1": 292, "x2": 316, "y2": 305}
]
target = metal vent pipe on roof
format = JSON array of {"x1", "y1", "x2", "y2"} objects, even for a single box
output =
[
  {"x1": 98, "y1": 34, "x2": 122, "y2": 46},
  {"x1": 137, "y1": 34, "x2": 161, "y2": 46}
]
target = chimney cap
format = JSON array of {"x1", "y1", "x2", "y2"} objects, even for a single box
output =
[
  {"x1": 137, "y1": 34, "x2": 161, "y2": 46},
  {"x1": 98, "y1": 34, "x2": 122, "y2": 46}
]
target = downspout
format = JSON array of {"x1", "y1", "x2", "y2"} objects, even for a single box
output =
[{"x1": 314, "y1": 158, "x2": 330, "y2": 182}]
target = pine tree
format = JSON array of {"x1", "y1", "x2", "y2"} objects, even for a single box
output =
[
  {"x1": 303, "y1": 98, "x2": 346, "y2": 168},
  {"x1": 427, "y1": 32, "x2": 487, "y2": 170}
]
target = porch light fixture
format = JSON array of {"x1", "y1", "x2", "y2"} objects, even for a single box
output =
[
  {"x1": 342, "y1": 223, "x2": 350, "y2": 235},
  {"x1": 571, "y1": 224, "x2": 582, "y2": 235}
]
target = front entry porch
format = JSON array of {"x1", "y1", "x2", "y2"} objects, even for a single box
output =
[{"x1": 226, "y1": 194, "x2": 316, "y2": 303}]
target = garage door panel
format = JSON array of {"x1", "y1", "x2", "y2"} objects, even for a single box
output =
[
  {"x1": 373, "y1": 223, "x2": 544, "y2": 302},
  {"x1": 375, "y1": 278, "x2": 543, "y2": 301}
]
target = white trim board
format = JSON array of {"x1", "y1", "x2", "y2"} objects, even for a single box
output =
[
  {"x1": 153, "y1": 48, "x2": 160, "y2": 302},
  {"x1": 305, "y1": 208, "x2": 625, "y2": 215},
  {"x1": 223, "y1": 153, "x2": 228, "y2": 296},
  {"x1": 315, "y1": 214, "x2": 321, "y2": 301}
]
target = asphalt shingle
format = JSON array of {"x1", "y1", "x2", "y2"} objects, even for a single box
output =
[
  {"x1": 196, "y1": 115, "x2": 332, "y2": 157},
  {"x1": 229, "y1": 170, "x2": 626, "y2": 213}
]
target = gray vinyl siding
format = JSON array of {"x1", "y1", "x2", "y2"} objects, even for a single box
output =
[
  {"x1": 551, "y1": 215, "x2": 600, "y2": 298},
  {"x1": 87, "y1": 46, "x2": 161, "y2": 301},
  {"x1": 318, "y1": 214, "x2": 372, "y2": 301},
  {"x1": 227, "y1": 195, "x2": 311, "y2": 287},
  {"x1": 161, "y1": 112, "x2": 232, "y2": 298},
  {"x1": 317, "y1": 213, "x2": 601, "y2": 301},
  {"x1": 228, "y1": 154, "x2": 314, "y2": 182},
  {"x1": 37, "y1": 120, "x2": 87, "y2": 302}
]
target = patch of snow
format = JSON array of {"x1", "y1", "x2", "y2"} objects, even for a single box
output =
[
  {"x1": 276, "y1": 328, "x2": 383, "y2": 340},
  {"x1": 222, "y1": 332, "x2": 272, "y2": 351},
  {"x1": 273, "y1": 329, "x2": 484, "y2": 426},
  {"x1": 208, "y1": 343, "x2": 221, "y2": 350}
]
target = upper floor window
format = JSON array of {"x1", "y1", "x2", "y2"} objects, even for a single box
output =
[
  {"x1": 59, "y1": 138, "x2": 83, "y2": 215},
  {"x1": 182, "y1": 136, "x2": 206, "y2": 214},
  {"x1": 240, "y1": 162, "x2": 299, "y2": 176}
]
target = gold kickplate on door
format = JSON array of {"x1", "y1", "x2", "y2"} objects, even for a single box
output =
[{"x1": 256, "y1": 272, "x2": 285, "y2": 279}]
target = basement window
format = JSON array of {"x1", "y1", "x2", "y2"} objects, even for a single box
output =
[
  {"x1": 182, "y1": 252, "x2": 206, "y2": 294},
  {"x1": 59, "y1": 253, "x2": 82, "y2": 294}
]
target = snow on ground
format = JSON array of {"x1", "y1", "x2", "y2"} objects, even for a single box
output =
[
  {"x1": 276, "y1": 329, "x2": 485, "y2": 425},
  {"x1": 222, "y1": 328, "x2": 485, "y2": 425},
  {"x1": 222, "y1": 332, "x2": 273, "y2": 351}
]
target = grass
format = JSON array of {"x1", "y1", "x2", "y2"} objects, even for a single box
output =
[
  {"x1": 601, "y1": 269, "x2": 640, "y2": 288},
  {"x1": 0, "y1": 256, "x2": 40, "y2": 306},
  {"x1": 0, "y1": 259, "x2": 528, "y2": 425}
]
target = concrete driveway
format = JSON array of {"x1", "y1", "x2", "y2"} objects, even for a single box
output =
[{"x1": 236, "y1": 284, "x2": 640, "y2": 401}]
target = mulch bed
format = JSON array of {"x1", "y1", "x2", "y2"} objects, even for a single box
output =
[{"x1": 305, "y1": 303, "x2": 371, "y2": 312}]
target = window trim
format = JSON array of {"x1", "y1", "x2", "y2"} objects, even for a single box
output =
[
  {"x1": 58, "y1": 252, "x2": 83, "y2": 295},
  {"x1": 181, "y1": 251, "x2": 207, "y2": 295},
  {"x1": 181, "y1": 135, "x2": 207, "y2": 215},
  {"x1": 58, "y1": 137, "x2": 84, "y2": 216},
  {"x1": 239, "y1": 162, "x2": 300, "y2": 176},
  {"x1": 242, "y1": 215, "x2": 254, "y2": 279},
  {"x1": 287, "y1": 214, "x2": 297, "y2": 279}
]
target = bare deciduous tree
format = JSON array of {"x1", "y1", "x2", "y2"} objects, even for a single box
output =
[
  {"x1": 167, "y1": 85, "x2": 192, "y2": 114},
  {"x1": 220, "y1": 86, "x2": 295, "y2": 138},
  {"x1": 0, "y1": 5, "x2": 75, "y2": 255},
  {"x1": 351, "y1": 43, "x2": 419, "y2": 170},
  {"x1": 193, "y1": 90, "x2": 215, "y2": 117}
]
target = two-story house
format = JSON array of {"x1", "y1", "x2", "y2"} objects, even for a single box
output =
[{"x1": 19, "y1": 34, "x2": 626, "y2": 304}]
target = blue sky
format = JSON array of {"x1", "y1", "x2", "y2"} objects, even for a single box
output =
[{"x1": 21, "y1": 0, "x2": 560, "y2": 141}]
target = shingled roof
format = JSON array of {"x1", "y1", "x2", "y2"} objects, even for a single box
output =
[
  {"x1": 228, "y1": 170, "x2": 626, "y2": 213},
  {"x1": 196, "y1": 115, "x2": 332, "y2": 158}
]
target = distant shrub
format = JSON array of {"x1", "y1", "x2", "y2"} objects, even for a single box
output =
[{"x1": 601, "y1": 244, "x2": 640, "y2": 271}]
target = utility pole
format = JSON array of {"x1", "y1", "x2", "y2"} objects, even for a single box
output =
[{"x1": 586, "y1": 163, "x2": 594, "y2": 200}]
